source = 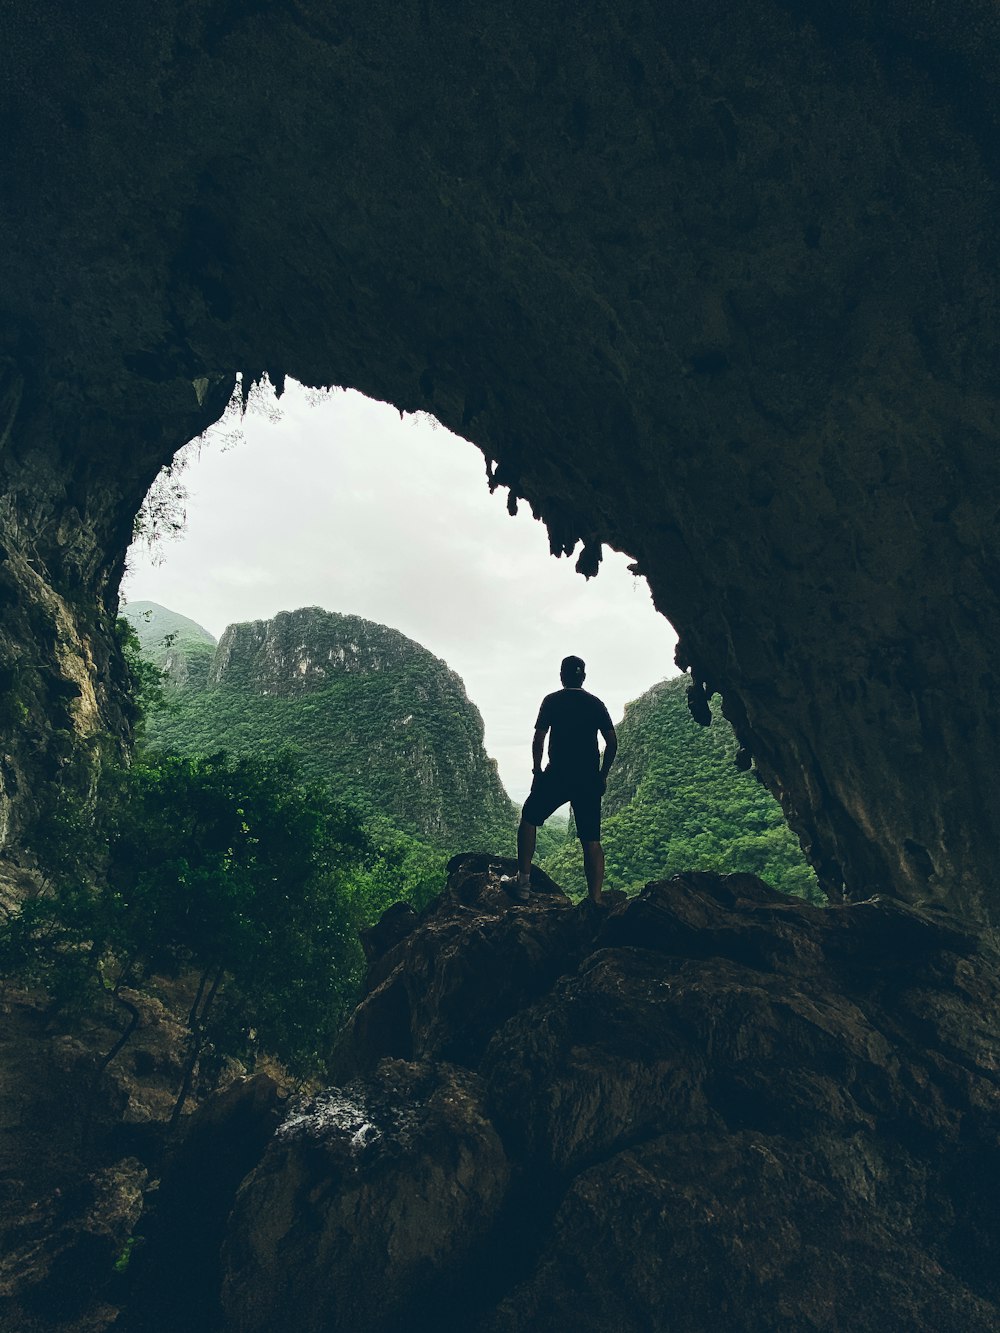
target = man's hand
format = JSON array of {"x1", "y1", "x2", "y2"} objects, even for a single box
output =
[
  {"x1": 531, "y1": 726, "x2": 547, "y2": 777},
  {"x1": 599, "y1": 724, "x2": 618, "y2": 792}
]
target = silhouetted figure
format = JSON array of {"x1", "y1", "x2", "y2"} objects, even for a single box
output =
[{"x1": 505, "y1": 656, "x2": 617, "y2": 904}]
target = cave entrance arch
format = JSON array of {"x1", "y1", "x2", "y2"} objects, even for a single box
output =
[
  {"x1": 122, "y1": 377, "x2": 680, "y2": 808},
  {"x1": 3, "y1": 3, "x2": 1000, "y2": 921}
]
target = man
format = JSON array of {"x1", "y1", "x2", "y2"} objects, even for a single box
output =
[{"x1": 506, "y1": 655, "x2": 617, "y2": 905}]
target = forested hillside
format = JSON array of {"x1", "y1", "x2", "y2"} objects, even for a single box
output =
[
  {"x1": 126, "y1": 599, "x2": 217, "y2": 689},
  {"x1": 124, "y1": 606, "x2": 817, "y2": 900},
  {"x1": 540, "y1": 676, "x2": 821, "y2": 901},
  {"x1": 125, "y1": 604, "x2": 517, "y2": 856}
]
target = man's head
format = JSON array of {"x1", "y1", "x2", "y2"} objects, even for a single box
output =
[{"x1": 560, "y1": 655, "x2": 586, "y2": 687}]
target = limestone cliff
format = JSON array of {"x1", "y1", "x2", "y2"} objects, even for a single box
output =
[
  {"x1": 143, "y1": 606, "x2": 517, "y2": 854},
  {"x1": 209, "y1": 606, "x2": 443, "y2": 696}
]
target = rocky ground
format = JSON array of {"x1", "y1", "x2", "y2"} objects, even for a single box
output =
[
  {"x1": 0, "y1": 970, "x2": 248, "y2": 1333},
  {"x1": 6, "y1": 855, "x2": 1000, "y2": 1331},
  {"x1": 205, "y1": 857, "x2": 1000, "y2": 1331}
]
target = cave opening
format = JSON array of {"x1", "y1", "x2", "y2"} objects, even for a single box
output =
[
  {"x1": 121, "y1": 376, "x2": 680, "y2": 804},
  {"x1": 5, "y1": 7, "x2": 1000, "y2": 1324},
  {"x1": 1, "y1": 0, "x2": 998, "y2": 927}
]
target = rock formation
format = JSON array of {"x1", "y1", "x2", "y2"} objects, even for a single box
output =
[
  {"x1": 1, "y1": 4, "x2": 1000, "y2": 918},
  {"x1": 0, "y1": 984, "x2": 212, "y2": 1331},
  {"x1": 136, "y1": 604, "x2": 517, "y2": 851},
  {"x1": 212, "y1": 856, "x2": 1000, "y2": 1332}
]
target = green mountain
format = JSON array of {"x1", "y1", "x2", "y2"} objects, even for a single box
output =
[
  {"x1": 123, "y1": 600, "x2": 217, "y2": 690},
  {"x1": 540, "y1": 676, "x2": 822, "y2": 902},
  {"x1": 136, "y1": 605, "x2": 517, "y2": 855}
]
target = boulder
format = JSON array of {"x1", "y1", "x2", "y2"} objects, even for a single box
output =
[
  {"x1": 333, "y1": 855, "x2": 578, "y2": 1075},
  {"x1": 221, "y1": 1059, "x2": 510, "y2": 1333},
  {"x1": 221, "y1": 865, "x2": 1000, "y2": 1331},
  {"x1": 484, "y1": 1133, "x2": 1000, "y2": 1333}
]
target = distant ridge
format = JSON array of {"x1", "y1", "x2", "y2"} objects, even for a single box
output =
[
  {"x1": 134, "y1": 604, "x2": 517, "y2": 855},
  {"x1": 122, "y1": 600, "x2": 217, "y2": 690}
]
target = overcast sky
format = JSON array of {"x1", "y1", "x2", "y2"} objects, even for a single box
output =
[{"x1": 122, "y1": 382, "x2": 680, "y2": 800}]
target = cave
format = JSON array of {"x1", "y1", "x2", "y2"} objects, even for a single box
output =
[
  {"x1": 6, "y1": 1, "x2": 1000, "y2": 922},
  {"x1": 6, "y1": 6, "x2": 1000, "y2": 1329}
]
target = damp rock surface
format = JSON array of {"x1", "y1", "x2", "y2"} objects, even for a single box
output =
[
  {"x1": 219, "y1": 861, "x2": 1000, "y2": 1332},
  {"x1": 221, "y1": 1059, "x2": 510, "y2": 1333}
]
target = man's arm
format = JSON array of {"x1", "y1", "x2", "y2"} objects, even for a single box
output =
[
  {"x1": 532, "y1": 726, "x2": 547, "y2": 775},
  {"x1": 599, "y1": 723, "x2": 618, "y2": 791}
]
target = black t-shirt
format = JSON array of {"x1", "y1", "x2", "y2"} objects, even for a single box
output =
[{"x1": 535, "y1": 687, "x2": 613, "y2": 775}]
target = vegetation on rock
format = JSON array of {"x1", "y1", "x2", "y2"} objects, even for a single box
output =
[
  {"x1": 125, "y1": 603, "x2": 517, "y2": 857},
  {"x1": 3, "y1": 749, "x2": 443, "y2": 1120},
  {"x1": 125, "y1": 600, "x2": 217, "y2": 692},
  {"x1": 1, "y1": 622, "x2": 450, "y2": 1129}
]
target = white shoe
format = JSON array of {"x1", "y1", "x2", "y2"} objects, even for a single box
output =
[{"x1": 501, "y1": 874, "x2": 531, "y2": 903}]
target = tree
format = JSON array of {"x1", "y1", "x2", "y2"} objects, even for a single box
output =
[
  {"x1": 4, "y1": 610, "x2": 451, "y2": 1128},
  {"x1": 2, "y1": 750, "x2": 380, "y2": 1121}
]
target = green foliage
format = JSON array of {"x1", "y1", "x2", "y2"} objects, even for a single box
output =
[
  {"x1": 122, "y1": 601, "x2": 217, "y2": 691},
  {"x1": 0, "y1": 877, "x2": 111, "y2": 1012},
  {"x1": 142, "y1": 655, "x2": 516, "y2": 856},
  {"x1": 104, "y1": 751, "x2": 368, "y2": 1007},
  {"x1": 4, "y1": 607, "x2": 461, "y2": 1121},
  {"x1": 540, "y1": 677, "x2": 823, "y2": 904},
  {"x1": 533, "y1": 816, "x2": 570, "y2": 861},
  {"x1": 0, "y1": 662, "x2": 30, "y2": 731},
  {"x1": 3, "y1": 750, "x2": 440, "y2": 1098},
  {"x1": 132, "y1": 460, "x2": 189, "y2": 552},
  {"x1": 349, "y1": 814, "x2": 448, "y2": 919},
  {"x1": 115, "y1": 616, "x2": 169, "y2": 732},
  {"x1": 114, "y1": 1237, "x2": 138, "y2": 1274}
]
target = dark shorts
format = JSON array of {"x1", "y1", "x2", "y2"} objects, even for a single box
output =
[{"x1": 521, "y1": 767, "x2": 602, "y2": 842}]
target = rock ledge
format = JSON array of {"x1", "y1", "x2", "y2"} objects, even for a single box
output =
[{"x1": 219, "y1": 858, "x2": 1000, "y2": 1332}]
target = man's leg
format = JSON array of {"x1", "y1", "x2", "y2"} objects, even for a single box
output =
[
  {"x1": 517, "y1": 819, "x2": 537, "y2": 880},
  {"x1": 501, "y1": 820, "x2": 537, "y2": 903},
  {"x1": 582, "y1": 840, "x2": 605, "y2": 903},
  {"x1": 503, "y1": 771, "x2": 567, "y2": 902},
  {"x1": 574, "y1": 780, "x2": 605, "y2": 904}
]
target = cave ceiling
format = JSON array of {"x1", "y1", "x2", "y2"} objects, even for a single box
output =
[{"x1": 2, "y1": 0, "x2": 1000, "y2": 919}]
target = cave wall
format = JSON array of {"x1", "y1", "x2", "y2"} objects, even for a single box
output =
[{"x1": 2, "y1": 1, "x2": 1000, "y2": 917}]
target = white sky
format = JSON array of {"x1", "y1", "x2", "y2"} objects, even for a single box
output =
[{"x1": 122, "y1": 382, "x2": 680, "y2": 800}]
